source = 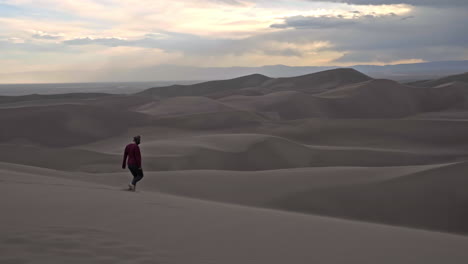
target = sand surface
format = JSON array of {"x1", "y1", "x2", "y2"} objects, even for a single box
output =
[
  {"x1": 3, "y1": 166, "x2": 468, "y2": 264},
  {"x1": 2, "y1": 69, "x2": 468, "y2": 263}
]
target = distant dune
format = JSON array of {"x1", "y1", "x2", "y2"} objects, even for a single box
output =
[
  {"x1": 0, "y1": 104, "x2": 149, "y2": 147},
  {"x1": 135, "y1": 96, "x2": 239, "y2": 116},
  {"x1": 259, "y1": 68, "x2": 372, "y2": 94},
  {"x1": 410, "y1": 72, "x2": 468, "y2": 88},
  {"x1": 138, "y1": 73, "x2": 271, "y2": 98}
]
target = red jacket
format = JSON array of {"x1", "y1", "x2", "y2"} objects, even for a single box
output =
[{"x1": 122, "y1": 143, "x2": 142, "y2": 168}]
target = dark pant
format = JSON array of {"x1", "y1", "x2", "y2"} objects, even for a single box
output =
[{"x1": 128, "y1": 165, "x2": 144, "y2": 186}]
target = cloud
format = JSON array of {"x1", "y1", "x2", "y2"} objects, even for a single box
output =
[
  {"x1": 61, "y1": 30, "x2": 336, "y2": 61},
  {"x1": 333, "y1": 47, "x2": 466, "y2": 64},
  {"x1": 63, "y1": 37, "x2": 128, "y2": 46},
  {"x1": 271, "y1": 16, "x2": 357, "y2": 29},
  {"x1": 305, "y1": 0, "x2": 468, "y2": 7},
  {"x1": 208, "y1": 0, "x2": 245, "y2": 5},
  {"x1": 1, "y1": 0, "x2": 467, "y2": 83},
  {"x1": 270, "y1": 12, "x2": 400, "y2": 29},
  {"x1": 13, "y1": 3, "x2": 468, "y2": 70},
  {"x1": 31, "y1": 31, "x2": 64, "y2": 40},
  {"x1": 266, "y1": 6, "x2": 468, "y2": 65}
]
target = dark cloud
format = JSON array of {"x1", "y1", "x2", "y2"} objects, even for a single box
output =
[
  {"x1": 262, "y1": 5, "x2": 468, "y2": 63},
  {"x1": 271, "y1": 13, "x2": 397, "y2": 29},
  {"x1": 400, "y1": 16, "x2": 415, "y2": 20}
]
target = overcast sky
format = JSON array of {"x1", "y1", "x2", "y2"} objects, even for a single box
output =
[{"x1": 0, "y1": 0, "x2": 467, "y2": 82}]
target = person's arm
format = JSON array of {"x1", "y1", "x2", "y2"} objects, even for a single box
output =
[
  {"x1": 136, "y1": 145, "x2": 142, "y2": 169},
  {"x1": 122, "y1": 145, "x2": 128, "y2": 169}
]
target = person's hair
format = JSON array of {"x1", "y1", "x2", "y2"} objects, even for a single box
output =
[{"x1": 133, "y1": 135, "x2": 141, "y2": 142}]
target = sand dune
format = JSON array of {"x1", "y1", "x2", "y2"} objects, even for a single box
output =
[
  {"x1": 2, "y1": 68, "x2": 468, "y2": 263},
  {"x1": 0, "y1": 144, "x2": 122, "y2": 172},
  {"x1": 90, "y1": 163, "x2": 449, "y2": 209},
  {"x1": 138, "y1": 134, "x2": 454, "y2": 170},
  {"x1": 220, "y1": 91, "x2": 330, "y2": 119},
  {"x1": 259, "y1": 68, "x2": 372, "y2": 94},
  {"x1": 410, "y1": 72, "x2": 468, "y2": 87},
  {"x1": 88, "y1": 94, "x2": 156, "y2": 110},
  {"x1": 0, "y1": 104, "x2": 150, "y2": 147},
  {"x1": 271, "y1": 161, "x2": 468, "y2": 235},
  {"x1": 207, "y1": 86, "x2": 266, "y2": 99},
  {"x1": 262, "y1": 118, "x2": 468, "y2": 150},
  {"x1": 407, "y1": 110, "x2": 468, "y2": 120},
  {"x1": 0, "y1": 93, "x2": 112, "y2": 109},
  {"x1": 138, "y1": 68, "x2": 370, "y2": 99},
  {"x1": 2, "y1": 166, "x2": 468, "y2": 264},
  {"x1": 0, "y1": 92, "x2": 110, "y2": 104},
  {"x1": 2, "y1": 133, "x2": 455, "y2": 172},
  {"x1": 151, "y1": 110, "x2": 266, "y2": 130},
  {"x1": 220, "y1": 78, "x2": 467, "y2": 119},
  {"x1": 138, "y1": 73, "x2": 271, "y2": 98},
  {"x1": 317, "y1": 79, "x2": 421, "y2": 118},
  {"x1": 135, "y1": 96, "x2": 239, "y2": 116}
]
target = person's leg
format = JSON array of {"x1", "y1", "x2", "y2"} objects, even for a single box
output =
[
  {"x1": 131, "y1": 168, "x2": 144, "y2": 187},
  {"x1": 128, "y1": 166, "x2": 139, "y2": 190}
]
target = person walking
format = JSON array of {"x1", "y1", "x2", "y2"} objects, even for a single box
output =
[{"x1": 122, "y1": 135, "x2": 143, "y2": 191}]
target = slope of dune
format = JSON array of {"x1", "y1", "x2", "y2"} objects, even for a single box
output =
[
  {"x1": 135, "y1": 96, "x2": 239, "y2": 116},
  {"x1": 259, "y1": 68, "x2": 372, "y2": 94},
  {"x1": 0, "y1": 144, "x2": 119, "y2": 172},
  {"x1": 0, "y1": 92, "x2": 111, "y2": 104},
  {"x1": 220, "y1": 78, "x2": 468, "y2": 120},
  {"x1": 263, "y1": 118, "x2": 468, "y2": 150},
  {"x1": 0, "y1": 93, "x2": 113, "y2": 109},
  {"x1": 2, "y1": 166, "x2": 468, "y2": 264},
  {"x1": 151, "y1": 110, "x2": 266, "y2": 130},
  {"x1": 1, "y1": 131, "x2": 456, "y2": 172},
  {"x1": 87, "y1": 94, "x2": 155, "y2": 110},
  {"x1": 411, "y1": 72, "x2": 468, "y2": 87},
  {"x1": 137, "y1": 68, "x2": 371, "y2": 99},
  {"x1": 3, "y1": 68, "x2": 468, "y2": 250},
  {"x1": 206, "y1": 86, "x2": 266, "y2": 99},
  {"x1": 317, "y1": 79, "x2": 422, "y2": 118},
  {"x1": 130, "y1": 134, "x2": 454, "y2": 170},
  {"x1": 271, "y1": 161, "x2": 468, "y2": 235},
  {"x1": 55, "y1": 160, "x2": 464, "y2": 236},
  {"x1": 434, "y1": 81, "x2": 468, "y2": 89},
  {"x1": 407, "y1": 110, "x2": 468, "y2": 120},
  {"x1": 220, "y1": 91, "x2": 333, "y2": 119},
  {"x1": 221, "y1": 79, "x2": 464, "y2": 119},
  {"x1": 412, "y1": 81, "x2": 468, "y2": 112},
  {"x1": 0, "y1": 104, "x2": 150, "y2": 147},
  {"x1": 138, "y1": 73, "x2": 271, "y2": 98},
  {"x1": 92, "y1": 164, "x2": 449, "y2": 210}
]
